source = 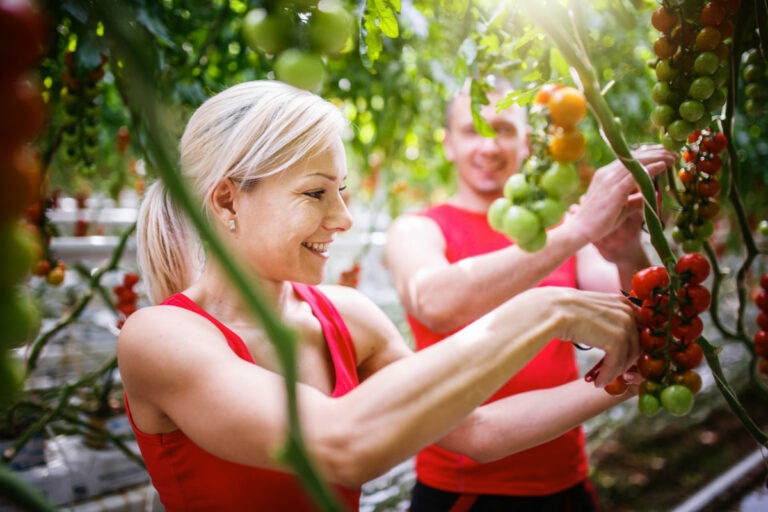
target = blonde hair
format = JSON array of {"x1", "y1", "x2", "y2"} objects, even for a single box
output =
[{"x1": 137, "y1": 80, "x2": 346, "y2": 303}]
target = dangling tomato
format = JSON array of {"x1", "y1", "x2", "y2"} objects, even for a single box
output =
[
  {"x1": 675, "y1": 253, "x2": 711, "y2": 284},
  {"x1": 632, "y1": 266, "x2": 670, "y2": 299}
]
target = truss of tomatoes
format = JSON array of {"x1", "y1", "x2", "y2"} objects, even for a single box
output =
[
  {"x1": 754, "y1": 273, "x2": 768, "y2": 375},
  {"x1": 604, "y1": 254, "x2": 712, "y2": 417},
  {"x1": 650, "y1": 1, "x2": 738, "y2": 152},
  {"x1": 114, "y1": 272, "x2": 140, "y2": 329},
  {"x1": 487, "y1": 85, "x2": 586, "y2": 253},
  {"x1": 672, "y1": 129, "x2": 726, "y2": 253}
]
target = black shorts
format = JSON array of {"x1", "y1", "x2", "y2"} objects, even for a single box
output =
[{"x1": 409, "y1": 479, "x2": 599, "y2": 512}]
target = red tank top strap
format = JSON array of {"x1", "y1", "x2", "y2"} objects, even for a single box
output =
[
  {"x1": 160, "y1": 293, "x2": 255, "y2": 363},
  {"x1": 291, "y1": 283, "x2": 359, "y2": 396}
]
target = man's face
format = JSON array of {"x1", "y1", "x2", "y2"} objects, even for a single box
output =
[{"x1": 443, "y1": 92, "x2": 529, "y2": 199}]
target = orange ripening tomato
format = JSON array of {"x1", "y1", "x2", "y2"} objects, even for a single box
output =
[
  {"x1": 549, "y1": 128, "x2": 586, "y2": 163},
  {"x1": 534, "y1": 83, "x2": 562, "y2": 105},
  {"x1": 548, "y1": 87, "x2": 587, "y2": 130},
  {"x1": 651, "y1": 6, "x2": 678, "y2": 33}
]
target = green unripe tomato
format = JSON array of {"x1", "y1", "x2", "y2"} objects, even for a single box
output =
[
  {"x1": 662, "y1": 133, "x2": 685, "y2": 152},
  {"x1": 540, "y1": 163, "x2": 580, "y2": 200},
  {"x1": 692, "y1": 113, "x2": 712, "y2": 131},
  {"x1": 308, "y1": 5, "x2": 353, "y2": 55},
  {"x1": 705, "y1": 88, "x2": 727, "y2": 112},
  {"x1": 656, "y1": 59, "x2": 678, "y2": 81},
  {"x1": 758, "y1": 219, "x2": 768, "y2": 236},
  {"x1": 502, "y1": 206, "x2": 542, "y2": 245},
  {"x1": 242, "y1": 8, "x2": 291, "y2": 55},
  {"x1": 0, "y1": 224, "x2": 37, "y2": 287},
  {"x1": 677, "y1": 210, "x2": 693, "y2": 225},
  {"x1": 682, "y1": 237, "x2": 703, "y2": 253},
  {"x1": 689, "y1": 76, "x2": 716, "y2": 100},
  {"x1": 638, "y1": 393, "x2": 661, "y2": 417},
  {"x1": 0, "y1": 353, "x2": 24, "y2": 405},
  {"x1": 661, "y1": 384, "x2": 695, "y2": 416},
  {"x1": 746, "y1": 98, "x2": 765, "y2": 115},
  {"x1": 714, "y1": 64, "x2": 730, "y2": 87},
  {"x1": 530, "y1": 197, "x2": 566, "y2": 229},
  {"x1": 652, "y1": 82, "x2": 673, "y2": 105},
  {"x1": 504, "y1": 174, "x2": 533, "y2": 203},
  {"x1": 487, "y1": 197, "x2": 511, "y2": 232},
  {"x1": 668, "y1": 119, "x2": 693, "y2": 141},
  {"x1": 743, "y1": 64, "x2": 765, "y2": 83},
  {"x1": 745, "y1": 82, "x2": 765, "y2": 99},
  {"x1": 0, "y1": 289, "x2": 40, "y2": 349},
  {"x1": 694, "y1": 52, "x2": 719, "y2": 75},
  {"x1": 652, "y1": 104, "x2": 677, "y2": 127},
  {"x1": 695, "y1": 220, "x2": 715, "y2": 238},
  {"x1": 679, "y1": 100, "x2": 705, "y2": 122},
  {"x1": 745, "y1": 48, "x2": 763, "y2": 66},
  {"x1": 671, "y1": 225, "x2": 686, "y2": 243},
  {"x1": 274, "y1": 49, "x2": 326, "y2": 92},
  {"x1": 517, "y1": 228, "x2": 547, "y2": 253}
]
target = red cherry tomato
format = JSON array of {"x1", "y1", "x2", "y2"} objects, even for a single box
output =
[
  {"x1": 671, "y1": 314, "x2": 704, "y2": 341},
  {"x1": 759, "y1": 359, "x2": 768, "y2": 376},
  {"x1": 698, "y1": 155, "x2": 723, "y2": 175},
  {"x1": 0, "y1": 0, "x2": 45, "y2": 73},
  {"x1": 697, "y1": 178, "x2": 721, "y2": 197},
  {"x1": 675, "y1": 253, "x2": 711, "y2": 284},
  {"x1": 701, "y1": 133, "x2": 727, "y2": 154},
  {"x1": 123, "y1": 272, "x2": 140, "y2": 287},
  {"x1": 632, "y1": 266, "x2": 670, "y2": 299},
  {"x1": 756, "y1": 291, "x2": 768, "y2": 312},
  {"x1": 651, "y1": 6, "x2": 678, "y2": 33},
  {"x1": 758, "y1": 312, "x2": 768, "y2": 331},
  {"x1": 604, "y1": 376, "x2": 629, "y2": 396},
  {"x1": 672, "y1": 341, "x2": 704, "y2": 370},
  {"x1": 701, "y1": 2, "x2": 727, "y2": 26},
  {"x1": 639, "y1": 295, "x2": 671, "y2": 327},
  {"x1": 678, "y1": 284, "x2": 712, "y2": 316},
  {"x1": 754, "y1": 331, "x2": 768, "y2": 358},
  {"x1": 640, "y1": 327, "x2": 667, "y2": 352},
  {"x1": 688, "y1": 130, "x2": 703, "y2": 143},
  {"x1": 638, "y1": 353, "x2": 666, "y2": 379},
  {"x1": 760, "y1": 273, "x2": 768, "y2": 290}
]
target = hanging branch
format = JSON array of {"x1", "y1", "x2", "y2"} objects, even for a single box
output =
[
  {"x1": 523, "y1": 0, "x2": 767, "y2": 447},
  {"x1": 25, "y1": 222, "x2": 136, "y2": 376},
  {"x1": 96, "y1": 2, "x2": 344, "y2": 510}
]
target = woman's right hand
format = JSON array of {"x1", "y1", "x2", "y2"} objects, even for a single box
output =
[{"x1": 547, "y1": 287, "x2": 640, "y2": 388}]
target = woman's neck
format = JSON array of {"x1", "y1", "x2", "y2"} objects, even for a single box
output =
[{"x1": 183, "y1": 261, "x2": 296, "y2": 326}]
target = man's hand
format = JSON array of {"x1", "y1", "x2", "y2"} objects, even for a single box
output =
[{"x1": 568, "y1": 145, "x2": 677, "y2": 245}]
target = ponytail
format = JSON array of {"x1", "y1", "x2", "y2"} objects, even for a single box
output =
[{"x1": 136, "y1": 181, "x2": 201, "y2": 304}]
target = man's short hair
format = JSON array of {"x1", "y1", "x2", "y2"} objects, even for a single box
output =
[{"x1": 444, "y1": 75, "x2": 524, "y2": 131}]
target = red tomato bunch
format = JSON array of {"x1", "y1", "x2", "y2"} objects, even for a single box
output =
[
  {"x1": 650, "y1": 1, "x2": 738, "y2": 151},
  {"x1": 487, "y1": 84, "x2": 586, "y2": 253},
  {"x1": 754, "y1": 274, "x2": 768, "y2": 375},
  {"x1": 672, "y1": 129, "x2": 727, "y2": 253},
  {"x1": 610, "y1": 255, "x2": 712, "y2": 417},
  {"x1": 114, "y1": 272, "x2": 140, "y2": 329}
]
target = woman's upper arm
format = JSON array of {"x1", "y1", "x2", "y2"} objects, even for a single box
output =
[
  {"x1": 319, "y1": 285, "x2": 413, "y2": 381},
  {"x1": 117, "y1": 306, "x2": 321, "y2": 470}
]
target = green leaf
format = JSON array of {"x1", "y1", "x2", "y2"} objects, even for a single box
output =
[
  {"x1": 360, "y1": 10, "x2": 383, "y2": 69},
  {"x1": 550, "y1": 48, "x2": 570, "y2": 77},
  {"x1": 76, "y1": 31, "x2": 105, "y2": 70},
  {"x1": 136, "y1": 8, "x2": 175, "y2": 47},
  {"x1": 522, "y1": 70, "x2": 541, "y2": 82},
  {"x1": 458, "y1": 37, "x2": 477, "y2": 66},
  {"x1": 376, "y1": 0, "x2": 400, "y2": 38},
  {"x1": 388, "y1": 0, "x2": 402, "y2": 12},
  {"x1": 470, "y1": 79, "x2": 496, "y2": 137},
  {"x1": 496, "y1": 89, "x2": 535, "y2": 111}
]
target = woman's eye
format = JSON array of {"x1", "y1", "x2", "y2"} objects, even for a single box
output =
[
  {"x1": 304, "y1": 190, "x2": 326, "y2": 199},
  {"x1": 338, "y1": 185, "x2": 347, "y2": 194}
]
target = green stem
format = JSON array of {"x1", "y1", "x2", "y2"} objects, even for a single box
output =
[
  {"x1": 0, "y1": 464, "x2": 57, "y2": 512},
  {"x1": 702, "y1": 241, "x2": 739, "y2": 339},
  {"x1": 25, "y1": 222, "x2": 135, "y2": 376}
]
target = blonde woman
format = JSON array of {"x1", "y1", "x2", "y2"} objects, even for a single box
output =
[{"x1": 118, "y1": 80, "x2": 639, "y2": 512}]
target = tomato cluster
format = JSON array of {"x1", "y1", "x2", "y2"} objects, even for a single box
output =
[
  {"x1": 487, "y1": 85, "x2": 587, "y2": 252},
  {"x1": 741, "y1": 47, "x2": 767, "y2": 116},
  {"x1": 114, "y1": 272, "x2": 140, "y2": 329},
  {"x1": 0, "y1": 0, "x2": 47, "y2": 399},
  {"x1": 242, "y1": 2, "x2": 354, "y2": 92},
  {"x1": 58, "y1": 51, "x2": 108, "y2": 176},
  {"x1": 338, "y1": 262, "x2": 361, "y2": 288},
  {"x1": 754, "y1": 274, "x2": 768, "y2": 375},
  {"x1": 650, "y1": 1, "x2": 738, "y2": 152},
  {"x1": 672, "y1": 129, "x2": 726, "y2": 253},
  {"x1": 619, "y1": 255, "x2": 712, "y2": 416}
]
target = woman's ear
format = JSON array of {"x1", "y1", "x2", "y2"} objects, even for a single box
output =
[{"x1": 209, "y1": 179, "x2": 239, "y2": 226}]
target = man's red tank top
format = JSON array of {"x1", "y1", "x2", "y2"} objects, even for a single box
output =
[
  {"x1": 125, "y1": 283, "x2": 361, "y2": 511},
  {"x1": 408, "y1": 203, "x2": 588, "y2": 496}
]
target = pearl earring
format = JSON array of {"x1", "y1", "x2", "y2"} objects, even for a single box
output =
[{"x1": 228, "y1": 218, "x2": 236, "y2": 232}]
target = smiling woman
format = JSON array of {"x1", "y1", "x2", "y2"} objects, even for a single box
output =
[{"x1": 118, "y1": 80, "x2": 641, "y2": 512}]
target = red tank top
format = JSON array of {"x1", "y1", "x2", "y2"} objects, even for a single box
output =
[
  {"x1": 125, "y1": 283, "x2": 361, "y2": 511},
  {"x1": 408, "y1": 203, "x2": 588, "y2": 496}
]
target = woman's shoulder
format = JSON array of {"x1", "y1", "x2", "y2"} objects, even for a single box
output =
[{"x1": 315, "y1": 284, "x2": 382, "y2": 320}]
